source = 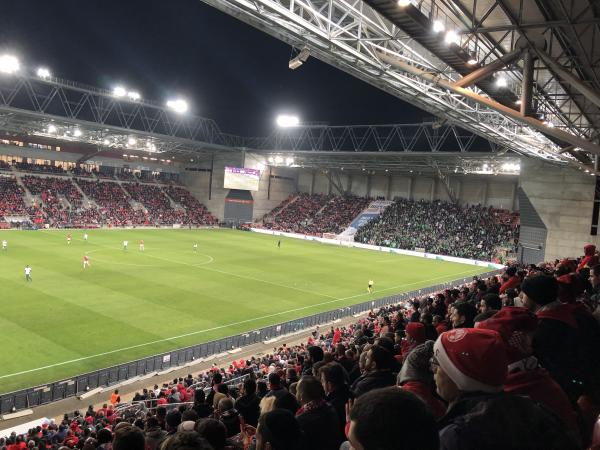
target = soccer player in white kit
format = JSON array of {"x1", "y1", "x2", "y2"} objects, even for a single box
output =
[
  {"x1": 139, "y1": 239, "x2": 144, "y2": 251},
  {"x1": 83, "y1": 233, "x2": 88, "y2": 242},
  {"x1": 2, "y1": 240, "x2": 7, "y2": 251},
  {"x1": 123, "y1": 240, "x2": 128, "y2": 251},
  {"x1": 193, "y1": 243, "x2": 198, "y2": 252},
  {"x1": 83, "y1": 255, "x2": 90, "y2": 269},
  {"x1": 24, "y1": 265, "x2": 32, "y2": 282}
]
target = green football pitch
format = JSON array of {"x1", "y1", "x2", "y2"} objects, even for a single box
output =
[{"x1": 0, "y1": 228, "x2": 488, "y2": 394}]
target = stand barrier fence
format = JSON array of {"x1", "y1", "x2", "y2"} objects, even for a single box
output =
[{"x1": 0, "y1": 270, "x2": 501, "y2": 414}]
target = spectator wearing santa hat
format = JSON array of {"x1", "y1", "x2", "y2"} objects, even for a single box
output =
[
  {"x1": 434, "y1": 328, "x2": 579, "y2": 450},
  {"x1": 477, "y1": 307, "x2": 578, "y2": 435},
  {"x1": 499, "y1": 266, "x2": 520, "y2": 294}
]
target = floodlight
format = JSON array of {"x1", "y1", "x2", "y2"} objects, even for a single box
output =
[
  {"x1": 166, "y1": 99, "x2": 188, "y2": 113},
  {"x1": 37, "y1": 67, "x2": 51, "y2": 79},
  {"x1": 397, "y1": 0, "x2": 411, "y2": 6},
  {"x1": 515, "y1": 99, "x2": 522, "y2": 105},
  {"x1": 467, "y1": 57, "x2": 478, "y2": 65},
  {"x1": 444, "y1": 30, "x2": 460, "y2": 45},
  {"x1": 285, "y1": 157, "x2": 294, "y2": 166},
  {"x1": 47, "y1": 124, "x2": 57, "y2": 133},
  {"x1": 288, "y1": 47, "x2": 310, "y2": 70},
  {"x1": 275, "y1": 156, "x2": 283, "y2": 164},
  {"x1": 545, "y1": 121, "x2": 555, "y2": 128},
  {"x1": 0, "y1": 55, "x2": 19, "y2": 74},
  {"x1": 103, "y1": 139, "x2": 110, "y2": 145},
  {"x1": 495, "y1": 76, "x2": 507, "y2": 88},
  {"x1": 268, "y1": 156, "x2": 274, "y2": 163},
  {"x1": 276, "y1": 115, "x2": 300, "y2": 128},
  {"x1": 113, "y1": 86, "x2": 127, "y2": 97},
  {"x1": 432, "y1": 20, "x2": 445, "y2": 33},
  {"x1": 128, "y1": 137, "x2": 137, "y2": 146},
  {"x1": 127, "y1": 91, "x2": 141, "y2": 101},
  {"x1": 73, "y1": 129, "x2": 82, "y2": 137}
]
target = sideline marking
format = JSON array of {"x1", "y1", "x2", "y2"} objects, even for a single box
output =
[{"x1": 0, "y1": 267, "x2": 480, "y2": 380}]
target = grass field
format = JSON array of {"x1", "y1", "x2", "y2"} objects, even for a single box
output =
[{"x1": 0, "y1": 228, "x2": 487, "y2": 394}]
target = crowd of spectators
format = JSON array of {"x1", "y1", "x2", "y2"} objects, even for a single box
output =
[
  {"x1": 263, "y1": 193, "x2": 371, "y2": 235},
  {"x1": 14, "y1": 162, "x2": 68, "y2": 175},
  {"x1": 0, "y1": 176, "x2": 28, "y2": 217},
  {"x1": 355, "y1": 199, "x2": 519, "y2": 260},
  {"x1": 5, "y1": 247, "x2": 600, "y2": 449},
  {"x1": 165, "y1": 186, "x2": 218, "y2": 226}
]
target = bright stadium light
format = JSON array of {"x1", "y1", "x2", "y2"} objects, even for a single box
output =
[
  {"x1": 432, "y1": 20, "x2": 445, "y2": 33},
  {"x1": 444, "y1": 30, "x2": 460, "y2": 45},
  {"x1": 47, "y1": 124, "x2": 57, "y2": 133},
  {"x1": 275, "y1": 155, "x2": 283, "y2": 164},
  {"x1": 268, "y1": 156, "x2": 274, "y2": 163},
  {"x1": 276, "y1": 115, "x2": 300, "y2": 128},
  {"x1": 166, "y1": 98, "x2": 188, "y2": 113},
  {"x1": 73, "y1": 129, "x2": 82, "y2": 137},
  {"x1": 495, "y1": 76, "x2": 507, "y2": 88},
  {"x1": 128, "y1": 137, "x2": 137, "y2": 146},
  {"x1": 103, "y1": 139, "x2": 110, "y2": 145},
  {"x1": 37, "y1": 67, "x2": 51, "y2": 79},
  {"x1": 285, "y1": 157, "x2": 294, "y2": 166},
  {"x1": 0, "y1": 54, "x2": 19, "y2": 74},
  {"x1": 127, "y1": 91, "x2": 141, "y2": 101},
  {"x1": 113, "y1": 86, "x2": 127, "y2": 97},
  {"x1": 397, "y1": 0, "x2": 411, "y2": 6}
]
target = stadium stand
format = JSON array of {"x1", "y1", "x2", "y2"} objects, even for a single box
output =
[
  {"x1": 355, "y1": 199, "x2": 519, "y2": 260},
  {"x1": 4, "y1": 250, "x2": 600, "y2": 449},
  {"x1": 0, "y1": 166, "x2": 216, "y2": 228}
]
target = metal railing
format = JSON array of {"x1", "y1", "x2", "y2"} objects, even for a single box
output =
[{"x1": 0, "y1": 269, "x2": 501, "y2": 414}]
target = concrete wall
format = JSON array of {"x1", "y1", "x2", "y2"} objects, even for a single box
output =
[{"x1": 520, "y1": 159, "x2": 597, "y2": 260}]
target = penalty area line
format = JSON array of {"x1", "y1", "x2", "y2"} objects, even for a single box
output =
[{"x1": 0, "y1": 266, "x2": 480, "y2": 380}]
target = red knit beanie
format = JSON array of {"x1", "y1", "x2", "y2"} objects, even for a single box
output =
[
  {"x1": 406, "y1": 322, "x2": 426, "y2": 343},
  {"x1": 434, "y1": 328, "x2": 507, "y2": 393}
]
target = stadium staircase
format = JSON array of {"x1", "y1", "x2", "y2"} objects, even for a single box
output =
[
  {"x1": 11, "y1": 170, "x2": 36, "y2": 206},
  {"x1": 337, "y1": 200, "x2": 394, "y2": 240},
  {"x1": 71, "y1": 177, "x2": 97, "y2": 208},
  {"x1": 261, "y1": 194, "x2": 299, "y2": 224}
]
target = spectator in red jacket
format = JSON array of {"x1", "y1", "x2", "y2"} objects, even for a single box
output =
[
  {"x1": 578, "y1": 244, "x2": 599, "y2": 271},
  {"x1": 499, "y1": 266, "x2": 520, "y2": 294}
]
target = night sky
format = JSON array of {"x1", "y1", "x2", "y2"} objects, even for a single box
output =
[{"x1": 0, "y1": 0, "x2": 429, "y2": 137}]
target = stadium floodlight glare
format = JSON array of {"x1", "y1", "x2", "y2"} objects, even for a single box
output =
[
  {"x1": 285, "y1": 157, "x2": 294, "y2": 166},
  {"x1": 103, "y1": 139, "x2": 110, "y2": 145},
  {"x1": 276, "y1": 115, "x2": 300, "y2": 128},
  {"x1": 444, "y1": 30, "x2": 460, "y2": 45},
  {"x1": 73, "y1": 129, "x2": 82, "y2": 137},
  {"x1": 127, "y1": 91, "x2": 141, "y2": 101},
  {"x1": 113, "y1": 86, "x2": 127, "y2": 97},
  {"x1": 128, "y1": 137, "x2": 137, "y2": 146},
  {"x1": 495, "y1": 76, "x2": 507, "y2": 88},
  {"x1": 274, "y1": 156, "x2": 283, "y2": 164},
  {"x1": 166, "y1": 98, "x2": 188, "y2": 114},
  {"x1": 47, "y1": 124, "x2": 57, "y2": 133},
  {"x1": 268, "y1": 156, "x2": 274, "y2": 163},
  {"x1": 432, "y1": 20, "x2": 445, "y2": 33},
  {"x1": 397, "y1": 0, "x2": 411, "y2": 6},
  {"x1": 467, "y1": 57, "x2": 478, "y2": 65},
  {"x1": 0, "y1": 54, "x2": 19, "y2": 74},
  {"x1": 36, "y1": 67, "x2": 51, "y2": 79}
]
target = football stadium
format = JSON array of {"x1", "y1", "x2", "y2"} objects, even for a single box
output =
[{"x1": 0, "y1": 0, "x2": 600, "y2": 449}]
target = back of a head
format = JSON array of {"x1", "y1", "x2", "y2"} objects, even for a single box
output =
[
  {"x1": 218, "y1": 397, "x2": 234, "y2": 413},
  {"x1": 297, "y1": 376, "x2": 325, "y2": 404},
  {"x1": 320, "y1": 362, "x2": 346, "y2": 388},
  {"x1": 349, "y1": 387, "x2": 438, "y2": 450},
  {"x1": 274, "y1": 392, "x2": 300, "y2": 415},
  {"x1": 112, "y1": 424, "x2": 145, "y2": 450},
  {"x1": 195, "y1": 418, "x2": 226, "y2": 450},
  {"x1": 163, "y1": 431, "x2": 215, "y2": 450},
  {"x1": 258, "y1": 409, "x2": 303, "y2": 450},
  {"x1": 268, "y1": 372, "x2": 281, "y2": 387},
  {"x1": 307, "y1": 345, "x2": 324, "y2": 363},
  {"x1": 243, "y1": 378, "x2": 256, "y2": 395}
]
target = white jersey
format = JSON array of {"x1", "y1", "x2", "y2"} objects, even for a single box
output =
[
  {"x1": 83, "y1": 234, "x2": 88, "y2": 241},
  {"x1": 25, "y1": 267, "x2": 32, "y2": 275},
  {"x1": 2, "y1": 240, "x2": 6, "y2": 248},
  {"x1": 123, "y1": 240, "x2": 128, "y2": 247},
  {"x1": 368, "y1": 280, "x2": 374, "y2": 287}
]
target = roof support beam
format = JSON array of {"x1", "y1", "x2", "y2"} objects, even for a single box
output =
[
  {"x1": 377, "y1": 51, "x2": 600, "y2": 157},
  {"x1": 537, "y1": 49, "x2": 600, "y2": 111},
  {"x1": 520, "y1": 51, "x2": 535, "y2": 117},
  {"x1": 453, "y1": 49, "x2": 523, "y2": 88}
]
